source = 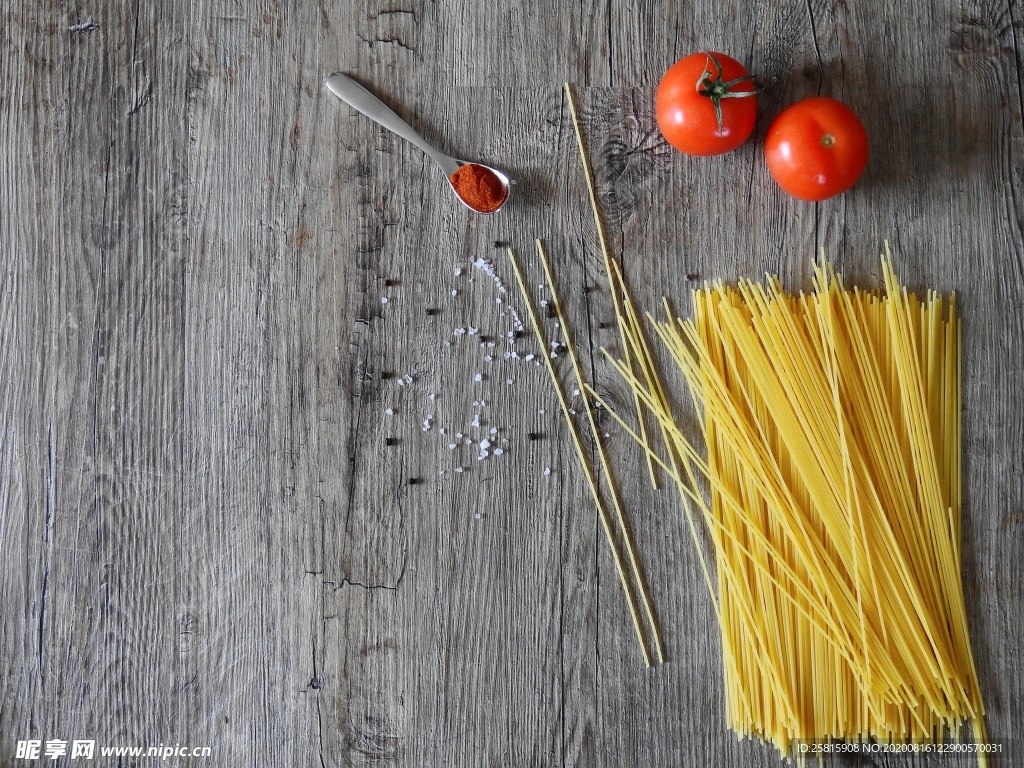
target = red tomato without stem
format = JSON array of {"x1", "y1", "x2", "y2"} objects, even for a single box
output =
[
  {"x1": 656, "y1": 52, "x2": 758, "y2": 156},
  {"x1": 764, "y1": 97, "x2": 869, "y2": 201}
]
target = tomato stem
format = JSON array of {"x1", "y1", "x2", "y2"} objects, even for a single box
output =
[{"x1": 696, "y1": 53, "x2": 761, "y2": 135}]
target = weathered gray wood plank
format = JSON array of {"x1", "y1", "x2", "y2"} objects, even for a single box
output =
[
  {"x1": 3, "y1": 0, "x2": 191, "y2": 756},
  {"x1": 2, "y1": 0, "x2": 1023, "y2": 766}
]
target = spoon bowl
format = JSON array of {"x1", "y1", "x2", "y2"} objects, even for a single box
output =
[
  {"x1": 447, "y1": 161, "x2": 511, "y2": 215},
  {"x1": 324, "y1": 73, "x2": 511, "y2": 214}
]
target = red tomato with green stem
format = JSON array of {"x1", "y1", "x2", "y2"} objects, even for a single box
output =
[
  {"x1": 764, "y1": 97, "x2": 869, "y2": 201},
  {"x1": 656, "y1": 52, "x2": 759, "y2": 156}
]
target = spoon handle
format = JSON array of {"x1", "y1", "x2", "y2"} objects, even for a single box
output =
[{"x1": 324, "y1": 73, "x2": 459, "y2": 176}]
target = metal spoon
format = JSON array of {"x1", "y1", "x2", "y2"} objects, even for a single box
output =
[{"x1": 324, "y1": 73, "x2": 511, "y2": 214}]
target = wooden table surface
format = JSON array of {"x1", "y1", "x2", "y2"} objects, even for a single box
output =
[{"x1": 3, "y1": 1, "x2": 1023, "y2": 766}]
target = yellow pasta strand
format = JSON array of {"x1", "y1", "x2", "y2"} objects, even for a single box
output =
[
  {"x1": 536, "y1": 240, "x2": 665, "y2": 663},
  {"x1": 564, "y1": 82, "x2": 659, "y2": 488},
  {"x1": 506, "y1": 247, "x2": 653, "y2": 667}
]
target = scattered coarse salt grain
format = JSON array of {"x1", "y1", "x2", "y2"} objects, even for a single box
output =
[
  {"x1": 451, "y1": 289, "x2": 458, "y2": 296},
  {"x1": 403, "y1": 374, "x2": 413, "y2": 384},
  {"x1": 539, "y1": 409, "x2": 545, "y2": 415},
  {"x1": 454, "y1": 267, "x2": 462, "y2": 276},
  {"x1": 543, "y1": 467, "x2": 551, "y2": 476},
  {"x1": 474, "y1": 373, "x2": 483, "y2": 382},
  {"x1": 455, "y1": 467, "x2": 465, "y2": 473},
  {"x1": 472, "y1": 258, "x2": 523, "y2": 330},
  {"x1": 572, "y1": 389, "x2": 581, "y2": 396},
  {"x1": 493, "y1": 448, "x2": 504, "y2": 456},
  {"x1": 380, "y1": 297, "x2": 389, "y2": 304},
  {"x1": 540, "y1": 299, "x2": 548, "y2": 307},
  {"x1": 489, "y1": 427, "x2": 498, "y2": 435},
  {"x1": 524, "y1": 354, "x2": 535, "y2": 362},
  {"x1": 508, "y1": 306, "x2": 524, "y2": 331},
  {"x1": 454, "y1": 327, "x2": 466, "y2": 336},
  {"x1": 480, "y1": 439, "x2": 491, "y2": 450},
  {"x1": 384, "y1": 408, "x2": 394, "y2": 415},
  {"x1": 469, "y1": 327, "x2": 479, "y2": 335},
  {"x1": 472, "y1": 257, "x2": 507, "y2": 293},
  {"x1": 484, "y1": 355, "x2": 493, "y2": 362},
  {"x1": 456, "y1": 432, "x2": 463, "y2": 439},
  {"x1": 477, "y1": 450, "x2": 489, "y2": 461},
  {"x1": 448, "y1": 443, "x2": 457, "y2": 450},
  {"x1": 471, "y1": 415, "x2": 481, "y2": 427},
  {"x1": 506, "y1": 379, "x2": 513, "y2": 385}
]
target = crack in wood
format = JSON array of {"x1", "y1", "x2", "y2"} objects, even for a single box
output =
[{"x1": 355, "y1": 31, "x2": 415, "y2": 54}]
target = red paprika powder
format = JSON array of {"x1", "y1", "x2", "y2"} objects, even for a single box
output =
[{"x1": 449, "y1": 163, "x2": 508, "y2": 213}]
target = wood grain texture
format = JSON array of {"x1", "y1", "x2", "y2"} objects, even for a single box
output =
[{"x1": 2, "y1": 0, "x2": 1022, "y2": 766}]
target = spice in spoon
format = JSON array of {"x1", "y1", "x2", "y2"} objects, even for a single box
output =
[{"x1": 449, "y1": 163, "x2": 508, "y2": 213}]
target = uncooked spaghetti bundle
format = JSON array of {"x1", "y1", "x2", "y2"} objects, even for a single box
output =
[{"x1": 599, "y1": 251, "x2": 987, "y2": 761}]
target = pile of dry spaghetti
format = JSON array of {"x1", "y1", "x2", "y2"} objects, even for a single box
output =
[{"x1": 599, "y1": 255, "x2": 986, "y2": 758}]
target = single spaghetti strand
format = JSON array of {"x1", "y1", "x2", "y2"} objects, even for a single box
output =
[
  {"x1": 611, "y1": 258, "x2": 679, "y2": 476},
  {"x1": 506, "y1": 247, "x2": 652, "y2": 667},
  {"x1": 564, "y1": 81, "x2": 658, "y2": 488},
  {"x1": 536, "y1": 239, "x2": 665, "y2": 663}
]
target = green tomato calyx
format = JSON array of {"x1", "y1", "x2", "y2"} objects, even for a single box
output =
[{"x1": 696, "y1": 53, "x2": 760, "y2": 135}]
